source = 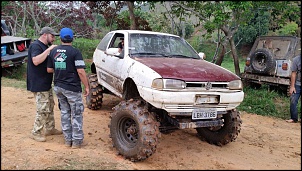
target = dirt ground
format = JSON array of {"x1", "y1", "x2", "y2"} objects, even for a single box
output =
[{"x1": 1, "y1": 86, "x2": 301, "y2": 170}]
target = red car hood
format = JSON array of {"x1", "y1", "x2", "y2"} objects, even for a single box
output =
[{"x1": 134, "y1": 57, "x2": 240, "y2": 82}]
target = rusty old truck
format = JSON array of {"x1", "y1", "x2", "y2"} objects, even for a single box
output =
[{"x1": 240, "y1": 36, "x2": 301, "y2": 95}]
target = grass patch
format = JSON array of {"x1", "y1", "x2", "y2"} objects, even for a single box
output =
[
  {"x1": 2, "y1": 65, "x2": 27, "y2": 80},
  {"x1": 1, "y1": 77, "x2": 27, "y2": 89},
  {"x1": 237, "y1": 85, "x2": 301, "y2": 119},
  {"x1": 220, "y1": 56, "x2": 245, "y2": 74}
]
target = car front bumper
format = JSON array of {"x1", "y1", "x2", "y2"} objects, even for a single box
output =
[{"x1": 138, "y1": 86, "x2": 244, "y2": 114}]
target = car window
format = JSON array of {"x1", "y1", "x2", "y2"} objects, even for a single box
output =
[
  {"x1": 108, "y1": 33, "x2": 125, "y2": 48},
  {"x1": 129, "y1": 33, "x2": 199, "y2": 58},
  {"x1": 256, "y1": 39, "x2": 291, "y2": 59},
  {"x1": 97, "y1": 32, "x2": 113, "y2": 51}
]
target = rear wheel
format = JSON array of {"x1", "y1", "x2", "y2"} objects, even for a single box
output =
[
  {"x1": 109, "y1": 99, "x2": 161, "y2": 162},
  {"x1": 196, "y1": 110, "x2": 242, "y2": 146},
  {"x1": 86, "y1": 74, "x2": 103, "y2": 110}
]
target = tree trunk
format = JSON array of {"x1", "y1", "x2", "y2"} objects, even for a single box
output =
[
  {"x1": 215, "y1": 44, "x2": 226, "y2": 66},
  {"x1": 181, "y1": 22, "x2": 185, "y2": 38},
  {"x1": 27, "y1": 2, "x2": 41, "y2": 36},
  {"x1": 228, "y1": 38, "x2": 241, "y2": 76},
  {"x1": 127, "y1": 1, "x2": 137, "y2": 30},
  {"x1": 221, "y1": 26, "x2": 241, "y2": 76},
  {"x1": 21, "y1": 2, "x2": 27, "y2": 37}
]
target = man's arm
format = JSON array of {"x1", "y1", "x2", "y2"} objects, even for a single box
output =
[
  {"x1": 32, "y1": 45, "x2": 57, "y2": 66},
  {"x1": 289, "y1": 71, "x2": 297, "y2": 95},
  {"x1": 46, "y1": 54, "x2": 54, "y2": 73},
  {"x1": 47, "y1": 68, "x2": 54, "y2": 73},
  {"x1": 77, "y1": 68, "x2": 89, "y2": 97}
]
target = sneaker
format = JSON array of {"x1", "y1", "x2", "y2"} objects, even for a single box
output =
[
  {"x1": 65, "y1": 141, "x2": 72, "y2": 147},
  {"x1": 72, "y1": 141, "x2": 87, "y2": 149},
  {"x1": 286, "y1": 119, "x2": 297, "y2": 123},
  {"x1": 30, "y1": 133, "x2": 46, "y2": 142},
  {"x1": 45, "y1": 129, "x2": 63, "y2": 136},
  {"x1": 71, "y1": 144, "x2": 81, "y2": 149}
]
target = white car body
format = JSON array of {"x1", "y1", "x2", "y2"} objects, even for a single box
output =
[{"x1": 92, "y1": 30, "x2": 244, "y2": 117}]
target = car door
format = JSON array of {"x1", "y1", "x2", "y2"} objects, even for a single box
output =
[{"x1": 99, "y1": 32, "x2": 125, "y2": 96}]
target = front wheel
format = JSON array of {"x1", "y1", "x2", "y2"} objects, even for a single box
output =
[
  {"x1": 109, "y1": 99, "x2": 161, "y2": 162},
  {"x1": 196, "y1": 109, "x2": 242, "y2": 146}
]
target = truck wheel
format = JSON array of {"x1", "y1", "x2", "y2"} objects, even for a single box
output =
[
  {"x1": 86, "y1": 74, "x2": 103, "y2": 110},
  {"x1": 109, "y1": 99, "x2": 161, "y2": 162},
  {"x1": 250, "y1": 48, "x2": 275, "y2": 74},
  {"x1": 196, "y1": 110, "x2": 242, "y2": 146}
]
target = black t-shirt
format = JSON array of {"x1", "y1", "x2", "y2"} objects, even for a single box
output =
[
  {"x1": 27, "y1": 40, "x2": 53, "y2": 92},
  {"x1": 47, "y1": 45, "x2": 85, "y2": 92}
]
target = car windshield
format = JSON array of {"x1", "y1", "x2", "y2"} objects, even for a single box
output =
[{"x1": 129, "y1": 33, "x2": 200, "y2": 59}]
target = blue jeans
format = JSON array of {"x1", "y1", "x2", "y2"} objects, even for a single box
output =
[{"x1": 290, "y1": 84, "x2": 301, "y2": 122}]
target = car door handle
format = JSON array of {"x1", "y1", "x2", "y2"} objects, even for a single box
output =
[{"x1": 102, "y1": 59, "x2": 105, "y2": 62}]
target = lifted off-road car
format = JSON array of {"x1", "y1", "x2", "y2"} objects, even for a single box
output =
[
  {"x1": 240, "y1": 36, "x2": 301, "y2": 95},
  {"x1": 86, "y1": 30, "x2": 244, "y2": 161}
]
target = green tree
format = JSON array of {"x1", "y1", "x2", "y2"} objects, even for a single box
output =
[
  {"x1": 276, "y1": 22, "x2": 299, "y2": 36},
  {"x1": 234, "y1": 10, "x2": 270, "y2": 45},
  {"x1": 159, "y1": 1, "x2": 300, "y2": 76},
  {"x1": 1, "y1": 1, "x2": 94, "y2": 38},
  {"x1": 85, "y1": 1, "x2": 152, "y2": 31}
]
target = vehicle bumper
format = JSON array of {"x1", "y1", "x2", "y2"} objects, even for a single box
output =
[
  {"x1": 138, "y1": 86, "x2": 244, "y2": 114},
  {"x1": 240, "y1": 72, "x2": 290, "y2": 86}
]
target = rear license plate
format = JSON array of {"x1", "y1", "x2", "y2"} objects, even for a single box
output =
[{"x1": 192, "y1": 108, "x2": 217, "y2": 119}]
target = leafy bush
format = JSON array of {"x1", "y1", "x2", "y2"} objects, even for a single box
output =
[
  {"x1": 72, "y1": 38, "x2": 100, "y2": 59},
  {"x1": 276, "y1": 22, "x2": 299, "y2": 36}
]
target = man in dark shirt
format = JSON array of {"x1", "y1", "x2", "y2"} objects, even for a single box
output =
[
  {"x1": 27, "y1": 27, "x2": 62, "y2": 142},
  {"x1": 47, "y1": 27, "x2": 89, "y2": 148}
]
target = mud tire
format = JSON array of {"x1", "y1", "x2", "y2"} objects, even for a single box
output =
[
  {"x1": 109, "y1": 99, "x2": 161, "y2": 162},
  {"x1": 196, "y1": 110, "x2": 242, "y2": 146},
  {"x1": 86, "y1": 74, "x2": 103, "y2": 110},
  {"x1": 250, "y1": 48, "x2": 275, "y2": 74}
]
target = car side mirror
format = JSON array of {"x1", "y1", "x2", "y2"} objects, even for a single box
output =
[{"x1": 198, "y1": 52, "x2": 206, "y2": 59}]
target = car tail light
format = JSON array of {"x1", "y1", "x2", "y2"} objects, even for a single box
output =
[
  {"x1": 245, "y1": 60, "x2": 250, "y2": 66},
  {"x1": 282, "y1": 63, "x2": 288, "y2": 70}
]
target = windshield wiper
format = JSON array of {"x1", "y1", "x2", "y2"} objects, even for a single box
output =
[
  {"x1": 131, "y1": 52, "x2": 169, "y2": 57},
  {"x1": 165, "y1": 54, "x2": 195, "y2": 58}
]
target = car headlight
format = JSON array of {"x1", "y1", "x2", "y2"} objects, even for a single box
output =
[
  {"x1": 228, "y1": 80, "x2": 243, "y2": 90},
  {"x1": 152, "y1": 78, "x2": 186, "y2": 90}
]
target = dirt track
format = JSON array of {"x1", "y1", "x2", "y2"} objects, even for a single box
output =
[{"x1": 1, "y1": 86, "x2": 301, "y2": 170}]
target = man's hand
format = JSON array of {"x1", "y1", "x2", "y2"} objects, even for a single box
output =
[
  {"x1": 289, "y1": 86, "x2": 296, "y2": 96},
  {"x1": 83, "y1": 87, "x2": 89, "y2": 97},
  {"x1": 48, "y1": 45, "x2": 57, "y2": 51}
]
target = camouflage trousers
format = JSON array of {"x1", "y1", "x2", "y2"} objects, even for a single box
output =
[
  {"x1": 32, "y1": 89, "x2": 55, "y2": 135},
  {"x1": 53, "y1": 86, "x2": 84, "y2": 144}
]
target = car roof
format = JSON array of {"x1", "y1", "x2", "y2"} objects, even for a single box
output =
[{"x1": 110, "y1": 30, "x2": 180, "y2": 38}]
